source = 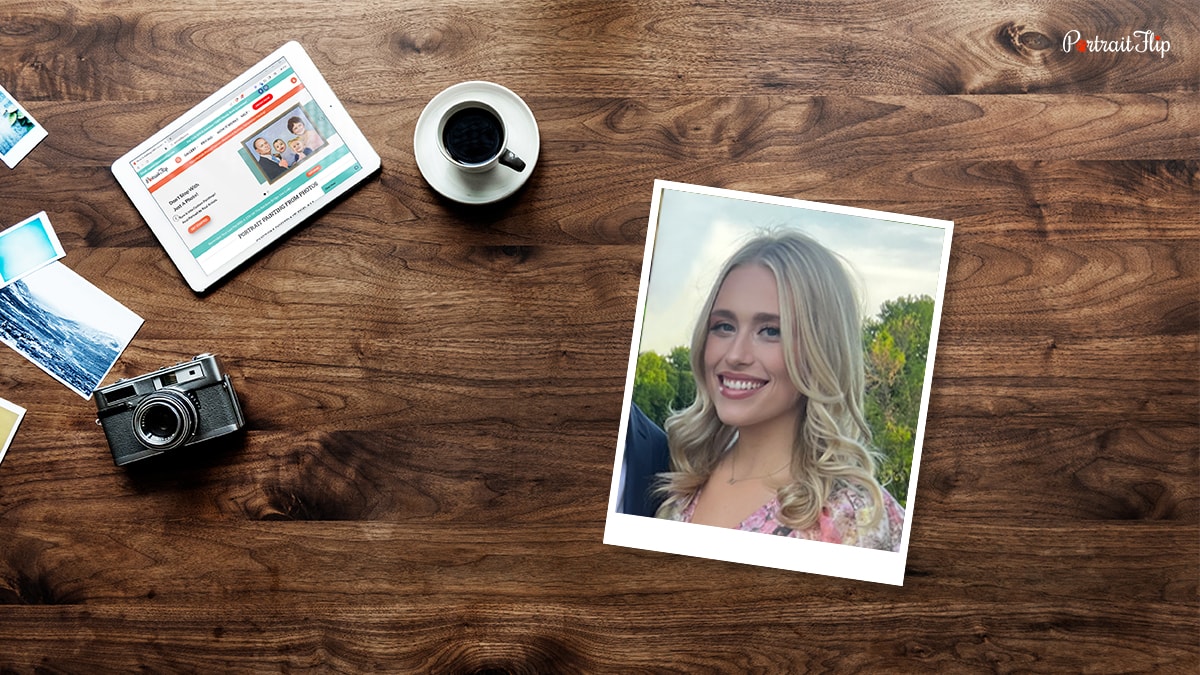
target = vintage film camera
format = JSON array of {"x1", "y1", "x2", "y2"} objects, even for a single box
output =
[{"x1": 94, "y1": 354, "x2": 245, "y2": 466}]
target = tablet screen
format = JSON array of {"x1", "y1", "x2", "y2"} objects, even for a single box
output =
[{"x1": 125, "y1": 53, "x2": 368, "y2": 276}]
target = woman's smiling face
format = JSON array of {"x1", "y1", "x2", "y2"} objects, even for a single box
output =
[{"x1": 703, "y1": 264, "x2": 802, "y2": 432}]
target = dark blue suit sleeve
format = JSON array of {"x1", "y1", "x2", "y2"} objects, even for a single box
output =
[{"x1": 620, "y1": 403, "x2": 672, "y2": 517}]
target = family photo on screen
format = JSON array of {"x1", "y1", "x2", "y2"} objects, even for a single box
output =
[{"x1": 242, "y1": 106, "x2": 326, "y2": 183}]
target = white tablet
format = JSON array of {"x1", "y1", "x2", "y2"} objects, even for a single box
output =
[{"x1": 112, "y1": 42, "x2": 380, "y2": 292}]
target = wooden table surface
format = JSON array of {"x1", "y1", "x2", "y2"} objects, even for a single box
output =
[{"x1": 1, "y1": 0, "x2": 1197, "y2": 671}]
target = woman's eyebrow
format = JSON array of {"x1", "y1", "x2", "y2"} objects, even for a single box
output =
[{"x1": 708, "y1": 309, "x2": 780, "y2": 323}]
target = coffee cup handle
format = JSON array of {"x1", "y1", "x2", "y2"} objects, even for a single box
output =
[{"x1": 499, "y1": 149, "x2": 526, "y2": 172}]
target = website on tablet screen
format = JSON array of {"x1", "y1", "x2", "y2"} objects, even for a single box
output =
[{"x1": 128, "y1": 56, "x2": 365, "y2": 274}]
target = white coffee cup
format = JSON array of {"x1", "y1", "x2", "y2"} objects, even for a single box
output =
[{"x1": 436, "y1": 100, "x2": 526, "y2": 173}]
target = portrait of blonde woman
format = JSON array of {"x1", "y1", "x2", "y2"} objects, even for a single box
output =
[
  {"x1": 654, "y1": 231, "x2": 904, "y2": 551},
  {"x1": 606, "y1": 181, "x2": 951, "y2": 582}
]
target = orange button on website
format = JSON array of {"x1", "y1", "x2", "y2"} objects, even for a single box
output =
[
  {"x1": 306, "y1": 165, "x2": 322, "y2": 177},
  {"x1": 187, "y1": 215, "x2": 211, "y2": 234}
]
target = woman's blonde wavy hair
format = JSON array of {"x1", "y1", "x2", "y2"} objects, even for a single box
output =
[{"x1": 655, "y1": 230, "x2": 886, "y2": 530}]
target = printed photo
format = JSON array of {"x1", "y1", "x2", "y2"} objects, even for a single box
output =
[
  {"x1": 0, "y1": 82, "x2": 47, "y2": 168},
  {"x1": 0, "y1": 397, "x2": 25, "y2": 467},
  {"x1": 241, "y1": 105, "x2": 326, "y2": 184},
  {"x1": 603, "y1": 180, "x2": 954, "y2": 585},
  {"x1": 0, "y1": 262, "x2": 143, "y2": 399},
  {"x1": 0, "y1": 211, "x2": 65, "y2": 288}
]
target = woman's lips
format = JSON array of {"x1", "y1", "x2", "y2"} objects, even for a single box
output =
[{"x1": 718, "y1": 374, "x2": 766, "y2": 399}]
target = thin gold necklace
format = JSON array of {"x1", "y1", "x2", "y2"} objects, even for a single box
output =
[{"x1": 727, "y1": 452, "x2": 791, "y2": 485}]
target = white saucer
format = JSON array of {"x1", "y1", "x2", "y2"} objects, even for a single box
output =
[{"x1": 414, "y1": 81, "x2": 539, "y2": 205}]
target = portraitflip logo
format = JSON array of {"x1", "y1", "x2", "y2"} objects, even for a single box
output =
[{"x1": 1062, "y1": 30, "x2": 1171, "y2": 57}]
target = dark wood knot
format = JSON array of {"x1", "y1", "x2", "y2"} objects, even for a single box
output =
[
  {"x1": 0, "y1": 569, "x2": 80, "y2": 605},
  {"x1": 475, "y1": 245, "x2": 533, "y2": 267},
  {"x1": 255, "y1": 485, "x2": 363, "y2": 521},
  {"x1": 996, "y1": 22, "x2": 1054, "y2": 57},
  {"x1": 1018, "y1": 31, "x2": 1053, "y2": 50}
]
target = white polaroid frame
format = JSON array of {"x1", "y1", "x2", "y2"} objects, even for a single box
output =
[
  {"x1": 0, "y1": 262, "x2": 143, "y2": 399},
  {"x1": 603, "y1": 180, "x2": 954, "y2": 586},
  {"x1": 0, "y1": 211, "x2": 65, "y2": 288},
  {"x1": 0, "y1": 397, "x2": 26, "y2": 467},
  {"x1": 111, "y1": 42, "x2": 380, "y2": 292},
  {"x1": 0, "y1": 82, "x2": 48, "y2": 169}
]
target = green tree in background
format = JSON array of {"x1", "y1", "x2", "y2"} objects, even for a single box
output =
[
  {"x1": 631, "y1": 294, "x2": 934, "y2": 506},
  {"x1": 862, "y1": 295, "x2": 934, "y2": 506},
  {"x1": 667, "y1": 345, "x2": 695, "y2": 414},
  {"x1": 632, "y1": 351, "x2": 675, "y2": 427},
  {"x1": 633, "y1": 347, "x2": 695, "y2": 429}
]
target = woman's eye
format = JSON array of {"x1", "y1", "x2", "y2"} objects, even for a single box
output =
[
  {"x1": 709, "y1": 321, "x2": 735, "y2": 334},
  {"x1": 760, "y1": 326, "x2": 781, "y2": 338}
]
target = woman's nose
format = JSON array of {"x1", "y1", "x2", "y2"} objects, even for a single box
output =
[{"x1": 725, "y1": 331, "x2": 754, "y2": 366}]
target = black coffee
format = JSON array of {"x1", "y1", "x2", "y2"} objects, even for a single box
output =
[{"x1": 442, "y1": 107, "x2": 503, "y2": 164}]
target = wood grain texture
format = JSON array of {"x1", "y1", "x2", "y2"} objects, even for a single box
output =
[
  {"x1": 0, "y1": 0, "x2": 1197, "y2": 672},
  {"x1": 2, "y1": 0, "x2": 1197, "y2": 98}
]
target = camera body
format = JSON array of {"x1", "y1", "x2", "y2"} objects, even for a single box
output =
[{"x1": 94, "y1": 354, "x2": 245, "y2": 466}]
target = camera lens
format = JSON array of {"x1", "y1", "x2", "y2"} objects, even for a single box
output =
[
  {"x1": 142, "y1": 406, "x2": 179, "y2": 437},
  {"x1": 132, "y1": 390, "x2": 197, "y2": 451}
]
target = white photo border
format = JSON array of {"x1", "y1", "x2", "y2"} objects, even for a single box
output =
[
  {"x1": 0, "y1": 397, "x2": 26, "y2": 467},
  {"x1": 603, "y1": 180, "x2": 954, "y2": 586},
  {"x1": 0, "y1": 82, "x2": 48, "y2": 169},
  {"x1": 0, "y1": 262, "x2": 143, "y2": 399},
  {"x1": 0, "y1": 211, "x2": 66, "y2": 288}
]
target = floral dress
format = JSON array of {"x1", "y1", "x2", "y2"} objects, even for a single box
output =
[{"x1": 674, "y1": 481, "x2": 905, "y2": 551}]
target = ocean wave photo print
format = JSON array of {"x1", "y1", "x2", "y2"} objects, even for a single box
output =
[{"x1": 0, "y1": 262, "x2": 142, "y2": 398}]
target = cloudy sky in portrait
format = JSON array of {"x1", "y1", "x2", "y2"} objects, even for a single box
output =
[{"x1": 636, "y1": 185, "x2": 951, "y2": 355}]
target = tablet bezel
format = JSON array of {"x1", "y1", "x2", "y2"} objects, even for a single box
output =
[{"x1": 111, "y1": 41, "x2": 380, "y2": 293}]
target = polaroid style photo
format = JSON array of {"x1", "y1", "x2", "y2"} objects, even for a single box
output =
[
  {"x1": 0, "y1": 211, "x2": 65, "y2": 288},
  {"x1": 0, "y1": 262, "x2": 143, "y2": 399},
  {"x1": 0, "y1": 397, "x2": 25, "y2": 467},
  {"x1": 0, "y1": 82, "x2": 47, "y2": 168},
  {"x1": 603, "y1": 180, "x2": 954, "y2": 586}
]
